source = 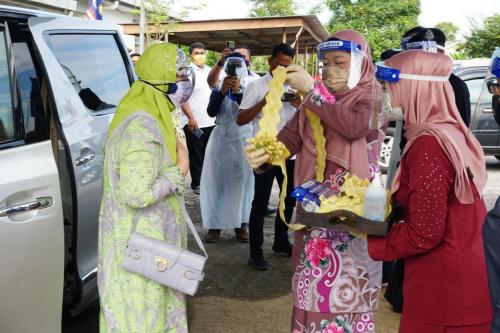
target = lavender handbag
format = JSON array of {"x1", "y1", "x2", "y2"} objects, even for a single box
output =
[{"x1": 122, "y1": 195, "x2": 207, "y2": 296}]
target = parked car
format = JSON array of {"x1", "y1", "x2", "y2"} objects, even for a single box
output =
[
  {"x1": 380, "y1": 58, "x2": 500, "y2": 172},
  {"x1": 0, "y1": 5, "x2": 134, "y2": 332}
]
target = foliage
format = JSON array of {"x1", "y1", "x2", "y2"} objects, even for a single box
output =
[
  {"x1": 247, "y1": 0, "x2": 297, "y2": 17},
  {"x1": 325, "y1": 0, "x2": 421, "y2": 60},
  {"x1": 131, "y1": 0, "x2": 203, "y2": 45},
  {"x1": 460, "y1": 14, "x2": 500, "y2": 58},
  {"x1": 450, "y1": 50, "x2": 469, "y2": 60},
  {"x1": 435, "y1": 21, "x2": 459, "y2": 42}
]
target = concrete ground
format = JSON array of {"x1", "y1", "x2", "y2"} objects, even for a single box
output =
[{"x1": 63, "y1": 157, "x2": 500, "y2": 333}]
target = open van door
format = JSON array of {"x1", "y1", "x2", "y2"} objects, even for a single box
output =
[
  {"x1": 0, "y1": 21, "x2": 64, "y2": 333},
  {"x1": 27, "y1": 16, "x2": 134, "y2": 313}
]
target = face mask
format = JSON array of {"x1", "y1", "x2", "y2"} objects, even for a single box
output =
[
  {"x1": 382, "y1": 88, "x2": 404, "y2": 121},
  {"x1": 323, "y1": 66, "x2": 350, "y2": 92},
  {"x1": 192, "y1": 54, "x2": 206, "y2": 66},
  {"x1": 235, "y1": 67, "x2": 244, "y2": 80},
  {"x1": 167, "y1": 80, "x2": 193, "y2": 108}
]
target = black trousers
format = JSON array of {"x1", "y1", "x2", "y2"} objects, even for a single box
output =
[
  {"x1": 183, "y1": 125, "x2": 214, "y2": 189},
  {"x1": 483, "y1": 197, "x2": 500, "y2": 333},
  {"x1": 249, "y1": 159, "x2": 296, "y2": 258}
]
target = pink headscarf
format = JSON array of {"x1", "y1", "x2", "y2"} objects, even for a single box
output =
[
  {"x1": 388, "y1": 51, "x2": 486, "y2": 204},
  {"x1": 331, "y1": 30, "x2": 379, "y2": 110}
]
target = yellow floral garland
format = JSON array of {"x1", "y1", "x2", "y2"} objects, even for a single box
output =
[
  {"x1": 305, "y1": 108, "x2": 326, "y2": 182},
  {"x1": 247, "y1": 66, "x2": 305, "y2": 231}
]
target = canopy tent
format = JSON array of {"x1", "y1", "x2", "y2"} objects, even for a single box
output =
[{"x1": 121, "y1": 15, "x2": 330, "y2": 62}]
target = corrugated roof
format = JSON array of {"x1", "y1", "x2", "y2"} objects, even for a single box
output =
[{"x1": 122, "y1": 15, "x2": 329, "y2": 56}]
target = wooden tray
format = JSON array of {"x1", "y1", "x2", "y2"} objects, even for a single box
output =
[{"x1": 300, "y1": 209, "x2": 388, "y2": 236}]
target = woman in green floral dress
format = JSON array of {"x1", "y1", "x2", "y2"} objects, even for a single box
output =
[{"x1": 98, "y1": 43, "x2": 191, "y2": 333}]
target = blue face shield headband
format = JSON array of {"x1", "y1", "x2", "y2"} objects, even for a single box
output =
[
  {"x1": 316, "y1": 40, "x2": 362, "y2": 59},
  {"x1": 491, "y1": 56, "x2": 500, "y2": 77},
  {"x1": 375, "y1": 62, "x2": 450, "y2": 83}
]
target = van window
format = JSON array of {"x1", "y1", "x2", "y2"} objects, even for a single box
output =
[
  {"x1": 466, "y1": 77, "x2": 497, "y2": 131},
  {"x1": 10, "y1": 24, "x2": 49, "y2": 144},
  {"x1": 47, "y1": 33, "x2": 130, "y2": 112},
  {"x1": 0, "y1": 29, "x2": 15, "y2": 144}
]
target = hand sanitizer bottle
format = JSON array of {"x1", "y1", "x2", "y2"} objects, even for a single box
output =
[{"x1": 364, "y1": 172, "x2": 387, "y2": 222}]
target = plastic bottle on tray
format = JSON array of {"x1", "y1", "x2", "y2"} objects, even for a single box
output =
[{"x1": 363, "y1": 172, "x2": 387, "y2": 222}]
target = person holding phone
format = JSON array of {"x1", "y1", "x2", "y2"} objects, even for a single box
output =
[
  {"x1": 237, "y1": 43, "x2": 301, "y2": 270},
  {"x1": 181, "y1": 42, "x2": 215, "y2": 194},
  {"x1": 200, "y1": 53, "x2": 254, "y2": 243}
]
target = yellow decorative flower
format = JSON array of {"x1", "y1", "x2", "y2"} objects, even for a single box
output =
[{"x1": 318, "y1": 172, "x2": 391, "y2": 219}]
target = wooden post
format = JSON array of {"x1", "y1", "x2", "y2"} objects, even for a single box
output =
[
  {"x1": 295, "y1": 40, "x2": 299, "y2": 64},
  {"x1": 305, "y1": 40, "x2": 309, "y2": 71},
  {"x1": 282, "y1": 28, "x2": 287, "y2": 44}
]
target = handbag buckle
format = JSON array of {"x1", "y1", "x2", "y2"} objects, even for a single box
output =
[{"x1": 154, "y1": 256, "x2": 170, "y2": 272}]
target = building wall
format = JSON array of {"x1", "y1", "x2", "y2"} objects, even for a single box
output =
[{"x1": 4, "y1": 0, "x2": 139, "y2": 51}]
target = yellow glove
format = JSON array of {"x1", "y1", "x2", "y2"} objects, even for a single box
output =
[
  {"x1": 286, "y1": 64, "x2": 314, "y2": 94},
  {"x1": 244, "y1": 144, "x2": 269, "y2": 169}
]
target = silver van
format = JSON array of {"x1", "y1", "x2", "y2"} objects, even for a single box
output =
[{"x1": 0, "y1": 6, "x2": 134, "y2": 332}]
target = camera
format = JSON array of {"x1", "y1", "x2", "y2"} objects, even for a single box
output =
[{"x1": 226, "y1": 63, "x2": 237, "y2": 77}]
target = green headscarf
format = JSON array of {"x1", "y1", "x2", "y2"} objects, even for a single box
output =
[{"x1": 108, "y1": 43, "x2": 178, "y2": 163}]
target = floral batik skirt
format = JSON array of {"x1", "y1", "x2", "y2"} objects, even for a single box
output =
[{"x1": 290, "y1": 228, "x2": 382, "y2": 333}]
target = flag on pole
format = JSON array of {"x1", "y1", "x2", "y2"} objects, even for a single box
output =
[{"x1": 85, "y1": 0, "x2": 103, "y2": 20}]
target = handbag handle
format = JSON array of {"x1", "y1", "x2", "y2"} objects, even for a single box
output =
[{"x1": 131, "y1": 193, "x2": 208, "y2": 259}]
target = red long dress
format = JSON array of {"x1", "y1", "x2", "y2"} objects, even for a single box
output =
[{"x1": 368, "y1": 135, "x2": 493, "y2": 333}]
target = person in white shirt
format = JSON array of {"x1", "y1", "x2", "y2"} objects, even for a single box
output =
[
  {"x1": 237, "y1": 43, "x2": 301, "y2": 270},
  {"x1": 181, "y1": 42, "x2": 215, "y2": 194}
]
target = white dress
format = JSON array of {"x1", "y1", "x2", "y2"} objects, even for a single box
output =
[{"x1": 200, "y1": 93, "x2": 254, "y2": 229}]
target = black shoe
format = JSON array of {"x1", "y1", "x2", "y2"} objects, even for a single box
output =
[
  {"x1": 265, "y1": 205, "x2": 277, "y2": 216},
  {"x1": 248, "y1": 257, "x2": 269, "y2": 271},
  {"x1": 272, "y1": 242, "x2": 293, "y2": 257},
  {"x1": 192, "y1": 186, "x2": 200, "y2": 195}
]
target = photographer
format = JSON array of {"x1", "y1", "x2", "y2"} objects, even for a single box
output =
[
  {"x1": 207, "y1": 44, "x2": 260, "y2": 89},
  {"x1": 200, "y1": 53, "x2": 254, "y2": 243}
]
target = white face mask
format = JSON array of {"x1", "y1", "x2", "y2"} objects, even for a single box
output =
[{"x1": 382, "y1": 88, "x2": 404, "y2": 121}]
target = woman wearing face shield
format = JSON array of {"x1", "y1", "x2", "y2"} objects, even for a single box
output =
[
  {"x1": 246, "y1": 30, "x2": 383, "y2": 332},
  {"x1": 200, "y1": 53, "x2": 254, "y2": 242},
  {"x1": 368, "y1": 51, "x2": 493, "y2": 332},
  {"x1": 98, "y1": 43, "x2": 194, "y2": 333}
]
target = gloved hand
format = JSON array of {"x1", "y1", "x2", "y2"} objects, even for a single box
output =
[
  {"x1": 244, "y1": 144, "x2": 269, "y2": 169},
  {"x1": 286, "y1": 64, "x2": 314, "y2": 94}
]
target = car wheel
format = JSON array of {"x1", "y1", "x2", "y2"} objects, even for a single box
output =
[{"x1": 380, "y1": 128, "x2": 395, "y2": 173}]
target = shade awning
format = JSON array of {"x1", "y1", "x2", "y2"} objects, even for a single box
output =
[{"x1": 121, "y1": 15, "x2": 330, "y2": 56}]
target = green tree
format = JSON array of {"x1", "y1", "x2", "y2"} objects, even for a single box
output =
[
  {"x1": 325, "y1": 0, "x2": 421, "y2": 60},
  {"x1": 245, "y1": 0, "x2": 298, "y2": 71},
  {"x1": 132, "y1": 0, "x2": 203, "y2": 44},
  {"x1": 460, "y1": 14, "x2": 500, "y2": 58},
  {"x1": 435, "y1": 21, "x2": 459, "y2": 41},
  {"x1": 247, "y1": 0, "x2": 297, "y2": 17}
]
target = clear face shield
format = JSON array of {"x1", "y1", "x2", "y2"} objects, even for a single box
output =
[
  {"x1": 404, "y1": 40, "x2": 445, "y2": 53},
  {"x1": 167, "y1": 48, "x2": 195, "y2": 108},
  {"x1": 222, "y1": 56, "x2": 248, "y2": 82},
  {"x1": 474, "y1": 49, "x2": 500, "y2": 126},
  {"x1": 316, "y1": 40, "x2": 365, "y2": 92},
  {"x1": 374, "y1": 61, "x2": 450, "y2": 121}
]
